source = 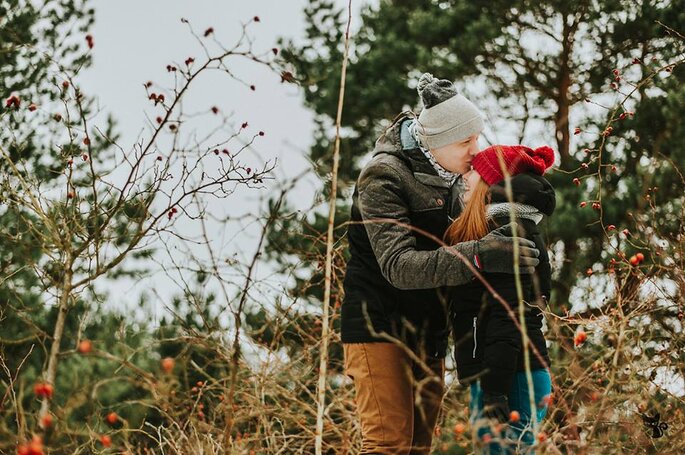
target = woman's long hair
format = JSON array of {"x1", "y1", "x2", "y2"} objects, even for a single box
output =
[{"x1": 444, "y1": 178, "x2": 490, "y2": 245}]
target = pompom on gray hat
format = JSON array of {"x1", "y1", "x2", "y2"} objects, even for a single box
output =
[{"x1": 414, "y1": 73, "x2": 484, "y2": 149}]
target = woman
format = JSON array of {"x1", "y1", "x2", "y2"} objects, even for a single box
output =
[{"x1": 445, "y1": 144, "x2": 556, "y2": 453}]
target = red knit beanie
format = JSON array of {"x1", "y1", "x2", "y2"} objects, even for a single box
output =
[{"x1": 471, "y1": 145, "x2": 555, "y2": 185}]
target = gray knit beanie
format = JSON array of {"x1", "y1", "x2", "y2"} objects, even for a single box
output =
[{"x1": 415, "y1": 73, "x2": 484, "y2": 149}]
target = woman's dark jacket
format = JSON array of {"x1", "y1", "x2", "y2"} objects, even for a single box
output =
[{"x1": 450, "y1": 173, "x2": 555, "y2": 394}]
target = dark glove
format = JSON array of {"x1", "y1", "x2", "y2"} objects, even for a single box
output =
[
  {"x1": 482, "y1": 392, "x2": 511, "y2": 423},
  {"x1": 474, "y1": 223, "x2": 540, "y2": 274}
]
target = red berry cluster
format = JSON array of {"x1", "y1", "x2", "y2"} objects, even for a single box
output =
[
  {"x1": 17, "y1": 435, "x2": 44, "y2": 455},
  {"x1": 149, "y1": 93, "x2": 165, "y2": 105},
  {"x1": 5, "y1": 94, "x2": 20, "y2": 108},
  {"x1": 33, "y1": 383, "x2": 54, "y2": 399},
  {"x1": 629, "y1": 252, "x2": 645, "y2": 266}
]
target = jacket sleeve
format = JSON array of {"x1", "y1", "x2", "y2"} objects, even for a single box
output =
[{"x1": 357, "y1": 160, "x2": 477, "y2": 290}]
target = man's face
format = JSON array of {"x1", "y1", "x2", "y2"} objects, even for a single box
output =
[{"x1": 431, "y1": 134, "x2": 480, "y2": 175}]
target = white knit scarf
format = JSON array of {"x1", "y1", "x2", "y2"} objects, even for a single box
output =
[
  {"x1": 487, "y1": 202, "x2": 543, "y2": 224},
  {"x1": 408, "y1": 120, "x2": 458, "y2": 186}
]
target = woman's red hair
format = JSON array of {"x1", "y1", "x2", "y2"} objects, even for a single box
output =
[{"x1": 444, "y1": 179, "x2": 490, "y2": 245}]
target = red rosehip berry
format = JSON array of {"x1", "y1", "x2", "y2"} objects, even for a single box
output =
[
  {"x1": 509, "y1": 410, "x2": 520, "y2": 423},
  {"x1": 86, "y1": 34, "x2": 94, "y2": 49},
  {"x1": 586, "y1": 268, "x2": 593, "y2": 276},
  {"x1": 241, "y1": 122, "x2": 248, "y2": 129},
  {"x1": 579, "y1": 201, "x2": 587, "y2": 208},
  {"x1": 211, "y1": 106, "x2": 219, "y2": 114},
  {"x1": 574, "y1": 127, "x2": 581, "y2": 135},
  {"x1": 253, "y1": 16, "x2": 260, "y2": 22},
  {"x1": 622, "y1": 229, "x2": 630, "y2": 236},
  {"x1": 537, "y1": 432, "x2": 547, "y2": 442},
  {"x1": 204, "y1": 27, "x2": 214, "y2": 37},
  {"x1": 573, "y1": 178, "x2": 580, "y2": 186},
  {"x1": 185, "y1": 57, "x2": 194, "y2": 66},
  {"x1": 636, "y1": 252, "x2": 645, "y2": 262},
  {"x1": 106, "y1": 412, "x2": 118, "y2": 426},
  {"x1": 281, "y1": 71, "x2": 295, "y2": 83},
  {"x1": 574, "y1": 331, "x2": 587, "y2": 347},
  {"x1": 258, "y1": 131, "x2": 265, "y2": 136},
  {"x1": 161, "y1": 357, "x2": 175, "y2": 373},
  {"x1": 629, "y1": 255, "x2": 639, "y2": 266},
  {"x1": 156, "y1": 116, "x2": 163, "y2": 124},
  {"x1": 83, "y1": 137, "x2": 90, "y2": 146},
  {"x1": 250, "y1": 85, "x2": 256, "y2": 91},
  {"x1": 453, "y1": 422, "x2": 466, "y2": 435},
  {"x1": 607, "y1": 225, "x2": 616, "y2": 231},
  {"x1": 78, "y1": 339, "x2": 92, "y2": 353},
  {"x1": 99, "y1": 435, "x2": 112, "y2": 447},
  {"x1": 272, "y1": 47, "x2": 279, "y2": 55},
  {"x1": 28, "y1": 103, "x2": 37, "y2": 111},
  {"x1": 82, "y1": 153, "x2": 89, "y2": 161},
  {"x1": 40, "y1": 413, "x2": 53, "y2": 429}
]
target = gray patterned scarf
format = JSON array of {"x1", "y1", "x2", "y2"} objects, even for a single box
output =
[{"x1": 408, "y1": 119, "x2": 459, "y2": 186}]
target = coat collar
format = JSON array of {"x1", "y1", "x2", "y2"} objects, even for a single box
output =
[{"x1": 372, "y1": 112, "x2": 451, "y2": 189}]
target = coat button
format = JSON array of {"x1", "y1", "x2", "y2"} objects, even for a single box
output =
[{"x1": 436, "y1": 198, "x2": 444, "y2": 206}]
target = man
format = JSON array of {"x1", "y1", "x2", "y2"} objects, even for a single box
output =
[{"x1": 341, "y1": 73, "x2": 541, "y2": 454}]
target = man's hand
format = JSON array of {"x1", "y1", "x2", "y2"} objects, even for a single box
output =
[{"x1": 473, "y1": 223, "x2": 540, "y2": 274}]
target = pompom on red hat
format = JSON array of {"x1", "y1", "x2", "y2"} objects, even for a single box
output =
[{"x1": 471, "y1": 144, "x2": 555, "y2": 185}]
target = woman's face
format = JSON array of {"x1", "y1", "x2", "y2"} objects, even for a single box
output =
[{"x1": 462, "y1": 169, "x2": 483, "y2": 204}]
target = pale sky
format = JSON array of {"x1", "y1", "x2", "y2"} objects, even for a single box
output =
[{"x1": 78, "y1": 0, "x2": 364, "y2": 320}]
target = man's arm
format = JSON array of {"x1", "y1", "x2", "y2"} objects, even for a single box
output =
[
  {"x1": 358, "y1": 161, "x2": 539, "y2": 290},
  {"x1": 358, "y1": 161, "x2": 476, "y2": 289}
]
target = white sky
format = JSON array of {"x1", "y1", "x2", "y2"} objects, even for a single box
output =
[{"x1": 77, "y1": 0, "x2": 365, "y2": 320}]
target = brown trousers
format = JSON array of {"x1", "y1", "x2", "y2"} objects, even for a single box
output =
[{"x1": 343, "y1": 343, "x2": 445, "y2": 455}]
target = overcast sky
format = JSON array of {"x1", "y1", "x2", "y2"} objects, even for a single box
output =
[{"x1": 77, "y1": 0, "x2": 366, "y2": 320}]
